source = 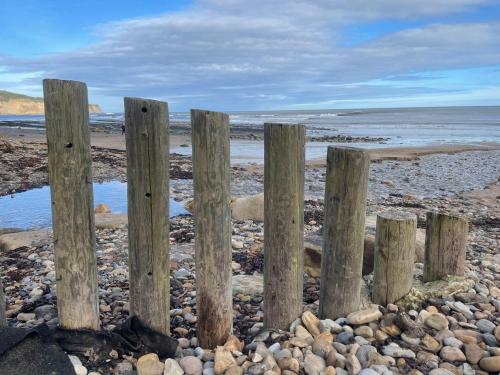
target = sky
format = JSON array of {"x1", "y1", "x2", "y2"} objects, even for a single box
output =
[{"x1": 1, "y1": 0, "x2": 500, "y2": 112}]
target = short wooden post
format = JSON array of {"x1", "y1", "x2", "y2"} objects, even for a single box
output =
[
  {"x1": 423, "y1": 212, "x2": 468, "y2": 282},
  {"x1": 191, "y1": 109, "x2": 232, "y2": 348},
  {"x1": 125, "y1": 98, "x2": 170, "y2": 335},
  {"x1": 0, "y1": 278, "x2": 6, "y2": 327},
  {"x1": 319, "y1": 147, "x2": 369, "y2": 319},
  {"x1": 372, "y1": 211, "x2": 417, "y2": 305},
  {"x1": 43, "y1": 79, "x2": 100, "y2": 330},
  {"x1": 264, "y1": 123, "x2": 305, "y2": 331}
]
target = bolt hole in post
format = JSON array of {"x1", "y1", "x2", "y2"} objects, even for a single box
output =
[
  {"x1": 65, "y1": 142, "x2": 73, "y2": 148},
  {"x1": 141, "y1": 107, "x2": 148, "y2": 113},
  {"x1": 145, "y1": 193, "x2": 151, "y2": 198}
]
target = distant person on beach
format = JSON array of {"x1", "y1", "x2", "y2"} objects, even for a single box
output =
[{"x1": 121, "y1": 125, "x2": 125, "y2": 135}]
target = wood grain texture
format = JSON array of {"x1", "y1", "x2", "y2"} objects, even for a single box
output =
[
  {"x1": 191, "y1": 109, "x2": 232, "y2": 348},
  {"x1": 43, "y1": 79, "x2": 99, "y2": 330},
  {"x1": 372, "y1": 211, "x2": 417, "y2": 305},
  {"x1": 319, "y1": 147, "x2": 369, "y2": 319},
  {"x1": 125, "y1": 97, "x2": 170, "y2": 335},
  {"x1": 423, "y1": 212, "x2": 468, "y2": 282},
  {"x1": 263, "y1": 123, "x2": 305, "y2": 330},
  {"x1": 0, "y1": 278, "x2": 6, "y2": 327}
]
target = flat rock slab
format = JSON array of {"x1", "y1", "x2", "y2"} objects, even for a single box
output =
[
  {"x1": 304, "y1": 215, "x2": 426, "y2": 277},
  {"x1": 0, "y1": 213, "x2": 127, "y2": 250},
  {"x1": 232, "y1": 274, "x2": 264, "y2": 296},
  {"x1": 95, "y1": 213, "x2": 128, "y2": 229},
  {"x1": 0, "y1": 228, "x2": 52, "y2": 251}
]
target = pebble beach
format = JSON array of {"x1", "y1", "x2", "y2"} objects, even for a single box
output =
[{"x1": 0, "y1": 124, "x2": 499, "y2": 375}]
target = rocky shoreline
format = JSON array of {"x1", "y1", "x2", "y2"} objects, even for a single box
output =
[{"x1": 0, "y1": 135, "x2": 499, "y2": 374}]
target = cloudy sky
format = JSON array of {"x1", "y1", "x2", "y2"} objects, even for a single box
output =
[{"x1": 1, "y1": 0, "x2": 500, "y2": 112}]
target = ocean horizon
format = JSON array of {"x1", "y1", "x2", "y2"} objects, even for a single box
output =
[{"x1": 2, "y1": 106, "x2": 499, "y2": 147}]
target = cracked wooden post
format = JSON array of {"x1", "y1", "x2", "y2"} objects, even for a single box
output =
[
  {"x1": 0, "y1": 278, "x2": 6, "y2": 327},
  {"x1": 423, "y1": 212, "x2": 468, "y2": 282},
  {"x1": 125, "y1": 97, "x2": 170, "y2": 335},
  {"x1": 319, "y1": 147, "x2": 369, "y2": 319},
  {"x1": 264, "y1": 123, "x2": 305, "y2": 331},
  {"x1": 372, "y1": 211, "x2": 417, "y2": 305},
  {"x1": 43, "y1": 79, "x2": 100, "y2": 330},
  {"x1": 191, "y1": 109, "x2": 232, "y2": 348}
]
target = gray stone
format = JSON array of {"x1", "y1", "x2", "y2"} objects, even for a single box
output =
[
  {"x1": 232, "y1": 274, "x2": 263, "y2": 296},
  {"x1": 482, "y1": 333, "x2": 498, "y2": 347},
  {"x1": 462, "y1": 362, "x2": 474, "y2": 375},
  {"x1": 354, "y1": 336, "x2": 370, "y2": 346},
  {"x1": 304, "y1": 353, "x2": 326, "y2": 375},
  {"x1": 174, "y1": 268, "x2": 192, "y2": 279},
  {"x1": 178, "y1": 356, "x2": 203, "y2": 375},
  {"x1": 381, "y1": 343, "x2": 416, "y2": 359},
  {"x1": 428, "y1": 370, "x2": 454, "y2": 375},
  {"x1": 445, "y1": 301, "x2": 473, "y2": 320},
  {"x1": 401, "y1": 332, "x2": 421, "y2": 346},
  {"x1": 476, "y1": 319, "x2": 495, "y2": 334},
  {"x1": 320, "y1": 319, "x2": 343, "y2": 334},
  {"x1": 0, "y1": 228, "x2": 51, "y2": 251},
  {"x1": 247, "y1": 364, "x2": 266, "y2": 375},
  {"x1": 443, "y1": 337, "x2": 463, "y2": 348},
  {"x1": 273, "y1": 349, "x2": 292, "y2": 360},
  {"x1": 178, "y1": 338, "x2": 190, "y2": 349},
  {"x1": 356, "y1": 345, "x2": 377, "y2": 368},
  {"x1": 16, "y1": 313, "x2": 36, "y2": 322},
  {"x1": 336, "y1": 332, "x2": 354, "y2": 345},
  {"x1": 114, "y1": 361, "x2": 134, "y2": 375},
  {"x1": 359, "y1": 370, "x2": 378, "y2": 375},
  {"x1": 369, "y1": 365, "x2": 389, "y2": 374},
  {"x1": 164, "y1": 359, "x2": 184, "y2": 375}
]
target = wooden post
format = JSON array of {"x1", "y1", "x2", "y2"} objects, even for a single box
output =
[
  {"x1": 125, "y1": 98, "x2": 170, "y2": 335},
  {"x1": 372, "y1": 211, "x2": 417, "y2": 305},
  {"x1": 43, "y1": 79, "x2": 99, "y2": 330},
  {"x1": 0, "y1": 278, "x2": 6, "y2": 327},
  {"x1": 319, "y1": 147, "x2": 369, "y2": 319},
  {"x1": 191, "y1": 109, "x2": 232, "y2": 348},
  {"x1": 264, "y1": 123, "x2": 305, "y2": 331},
  {"x1": 423, "y1": 212, "x2": 468, "y2": 282}
]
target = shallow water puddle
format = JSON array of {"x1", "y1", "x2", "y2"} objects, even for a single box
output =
[{"x1": 0, "y1": 181, "x2": 189, "y2": 230}]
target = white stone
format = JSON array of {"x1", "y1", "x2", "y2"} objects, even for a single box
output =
[{"x1": 164, "y1": 358, "x2": 184, "y2": 375}]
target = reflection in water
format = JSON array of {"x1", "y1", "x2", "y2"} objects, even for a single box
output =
[{"x1": 0, "y1": 181, "x2": 189, "y2": 229}]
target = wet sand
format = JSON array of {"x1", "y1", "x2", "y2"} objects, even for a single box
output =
[
  {"x1": 0, "y1": 126, "x2": 190, "y2": 151},
  {"x1": 306, "y1": 142, "x2": 500, "y2": 166},
  {"x1": 2, "y1": 125, "x2": 499, "y2": 163}
]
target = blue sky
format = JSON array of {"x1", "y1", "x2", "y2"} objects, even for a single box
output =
[{"x1": 1, "y1": 0, "x2": 499, "y2": 112}]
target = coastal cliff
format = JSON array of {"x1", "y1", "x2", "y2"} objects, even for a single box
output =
[{"x1": 0, "y1": 90, "x2": 102, "y2": 115}]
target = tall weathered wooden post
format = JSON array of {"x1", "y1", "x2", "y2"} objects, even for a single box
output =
[
  {"x1": 423, "y1": 212, "x2": 468, "y2": 282},
  {"x1": 372, "y1": 211, "x2": 417, "y2": 305},
  {"x1": 264, "y1": 123, "x2": 305, "y2": 331},
  {"x1": 125, "y1": 98, "x2": 170, "y2": 335},
  {"x1": 0, "y1": 279, "x2": 6, "y2": 327},
  {"x1": 319, "y1": 147, "x2": 369, "y2": 319},
  {"x1": 43, "y1": 79, "x2": 100, "y2": 330},
  {"x1": 191, "y1": 109, "x2": 232, "y2": 348}
]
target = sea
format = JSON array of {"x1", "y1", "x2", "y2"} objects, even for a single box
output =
[
  {"x1": 1, "y1": 106, "x2": 499, "y2": 163},
  {"x1": 1, "y1": 106, "x2": 499, "y2": 228}
]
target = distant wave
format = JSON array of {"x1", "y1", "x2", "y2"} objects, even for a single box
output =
[
  {"x1": 336, "y1": 111, "x2": 363, "y2": 117},
  {"x1": 317, "y1": 113, "x2": 339, "y2": 117}
]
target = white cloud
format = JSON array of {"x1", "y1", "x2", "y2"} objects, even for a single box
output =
[{"x1": 0, "y1": 0, "x2": 499, "y2": 110}]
